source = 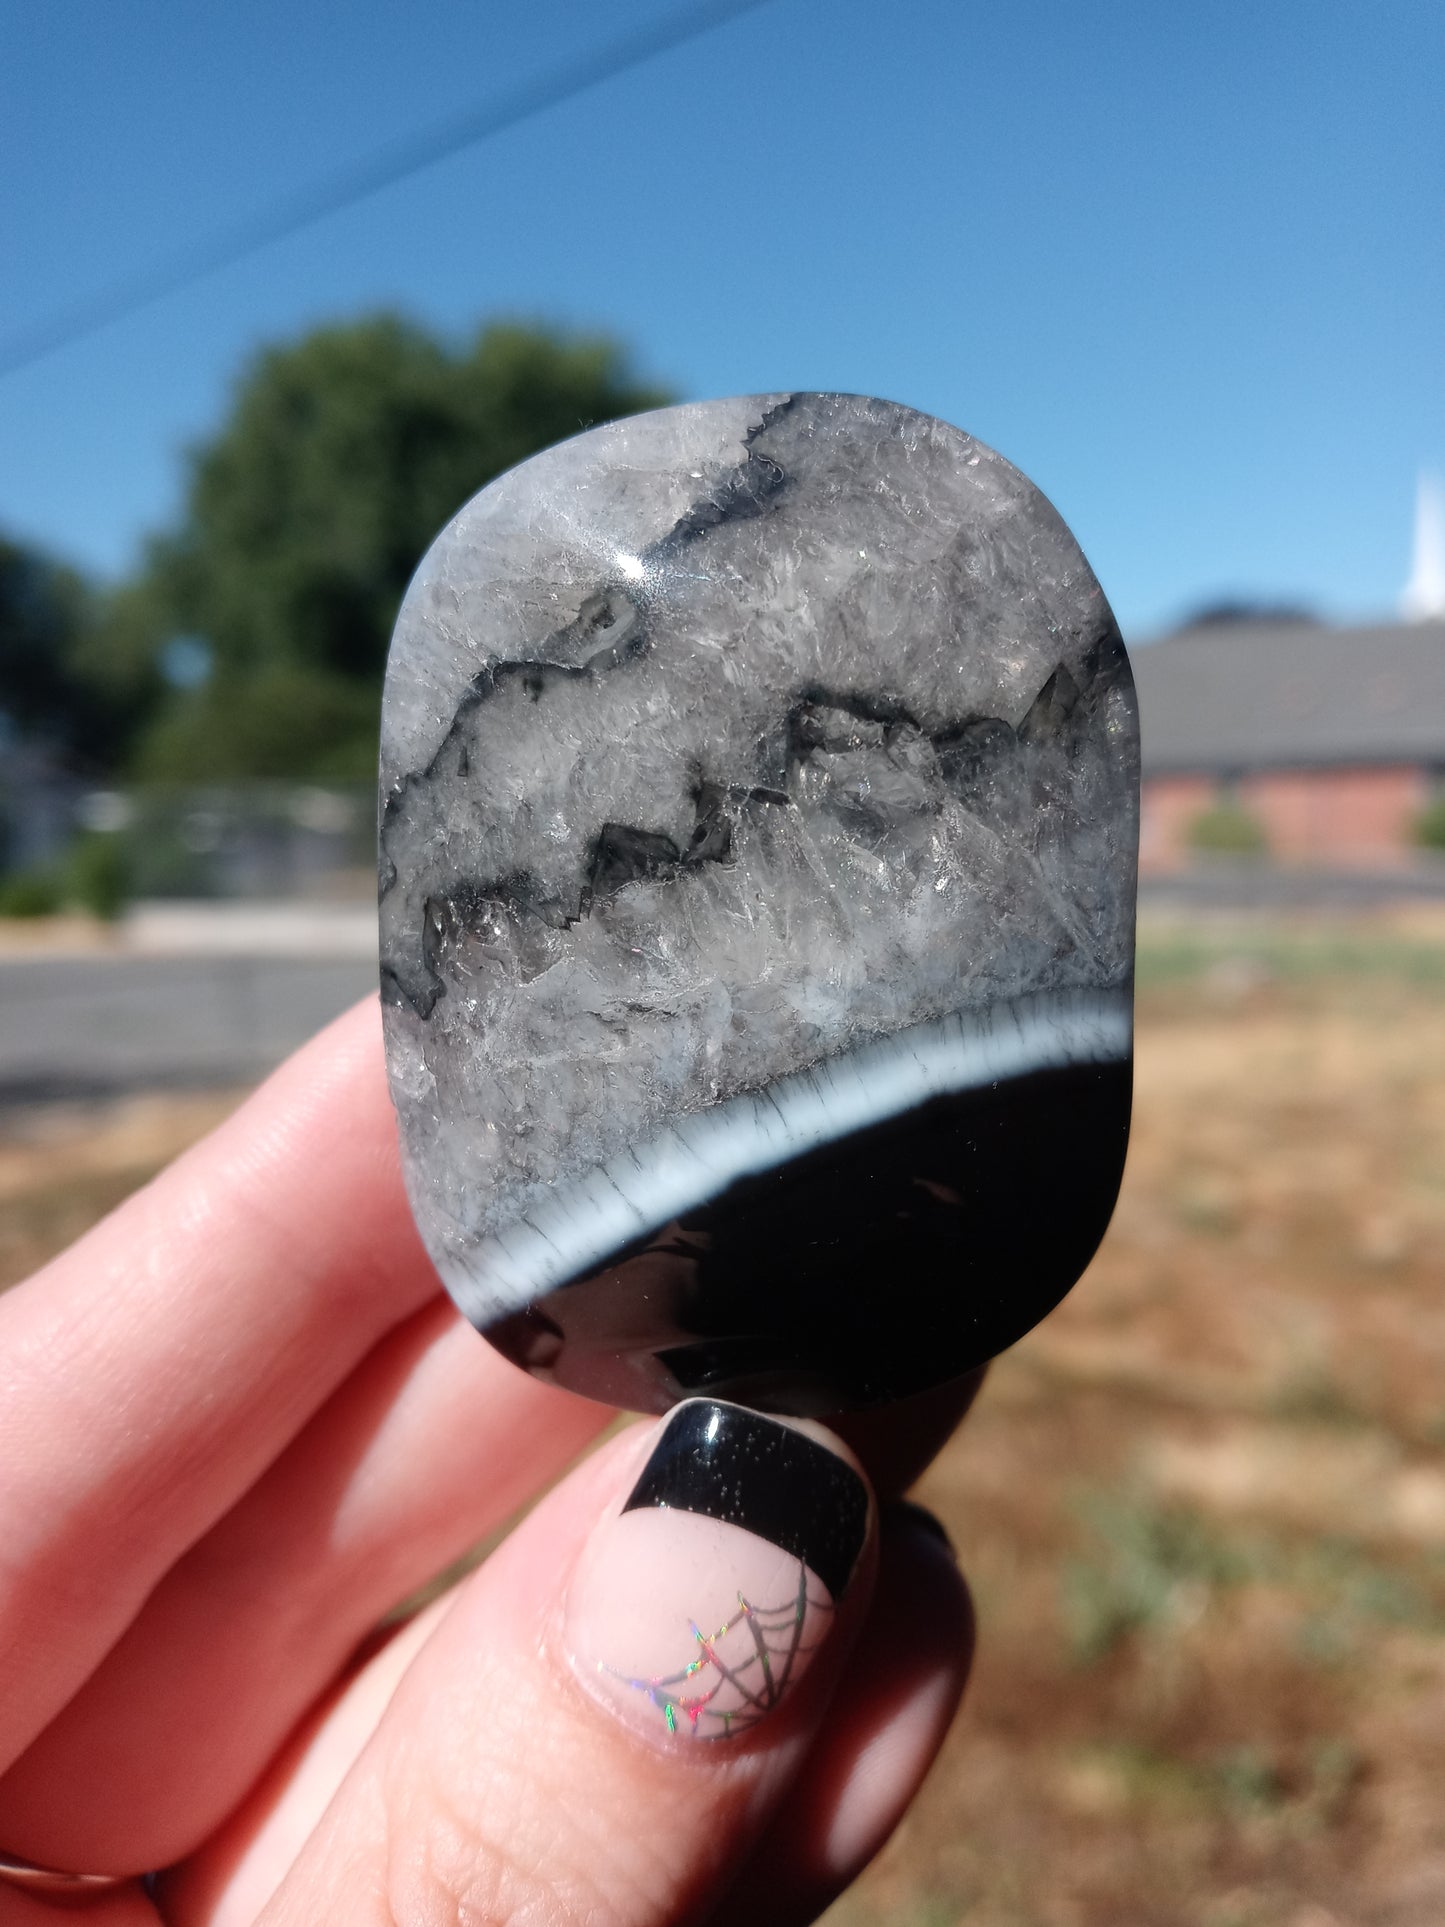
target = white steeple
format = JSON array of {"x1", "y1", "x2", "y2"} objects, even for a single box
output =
[{"x1": 1401, "y1": 470, "x2": 1445, "y2": 620}]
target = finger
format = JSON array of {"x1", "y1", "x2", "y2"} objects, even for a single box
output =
[
  {"x1": 218, "y1": 1402, "x2": 879, "y2": 1927},
  {"x1": 717, "y1": 1501, "x2": 973, "y2": 1924},
  {"x1": 185, "y1": 1482, "x2": 962, "y2": 1921},
  {"x1": 166, "y1": 1494, "x2": 969, "y2": 1927},
  {"x1": 159, "y1": 1601, "x2": 450, "y2": 1927},
  {"x1": 0, "y1": 1302, "x2": 610, "y2": 1873},
  {"x1": 0, "y1": 1885, "x2": 158, "y2": 1927},
  {"x1": 0, "y1": 998, "x2": 440, "y2": 1769}
]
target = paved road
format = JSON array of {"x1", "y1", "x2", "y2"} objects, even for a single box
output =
[
  {"x1": 3, "y1": 869, "x2": 1439, "y2": 1106},
  {"x1": 1139, "y1": 868, "x2": 1445, "y2": 910},
  {"x1": 0, "y1": 954, "x2": 377, "y2": 1103}
]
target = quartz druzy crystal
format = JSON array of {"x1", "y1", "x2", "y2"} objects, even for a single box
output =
[{"x1": 379, "y1": 394, "x2": 1138, "y2": 1415}]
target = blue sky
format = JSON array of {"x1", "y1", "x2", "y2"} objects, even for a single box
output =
[{"x1": 0, "y1": 0, "x2": 1440, "y2": 637}]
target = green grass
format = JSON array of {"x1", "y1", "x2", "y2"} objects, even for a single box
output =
[
  {"x1": 0, "y1": 869, "x2": 64, "y2": 917},
  {"x1": 1186, "y1": 803, "x2": 1269, "y2": 857},
  {"x1": 1136, "y1": 923, "x2": 1445, "y2": 991},
  {"x1": 1267, "y1": 1370, "x2": 1375, "y2": 1431},
  {"x1": 1063, "y1": 1735, "x2": 1362, "y2": 1832},
  {"x1": 1063, "y1": 1493, "x2": 1256, "y2": 1663},
  {"x1": 1063, "y1": 1490, "x2": 1445, "y2": 1666}
]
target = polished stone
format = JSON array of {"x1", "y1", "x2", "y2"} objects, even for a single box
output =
[{"x1": 380, "y1": 393, "x2": 1138, "y2": 1414}]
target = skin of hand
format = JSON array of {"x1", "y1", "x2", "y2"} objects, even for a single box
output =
[{"x1": 0, "y1": 999, "x2": 976, "y2": 1927}]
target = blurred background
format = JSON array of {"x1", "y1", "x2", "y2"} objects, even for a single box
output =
[{"x1": 1, "y1": 2, "x2": 1442, "y2": 1921}]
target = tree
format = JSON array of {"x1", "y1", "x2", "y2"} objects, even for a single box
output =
[
  {"x1": 1174, "y1": 599, "x2": 1319, "y2": 631},
  {"x1": 0, "y1": 534, "x2": 116, "y2": 767},
  {"x1": 125, "y1": 318, "x2": 673, "y2": 779}
]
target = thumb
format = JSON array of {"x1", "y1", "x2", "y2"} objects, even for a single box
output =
[{"x1": 258, "y1": 1401, "x2": 876, "y2": 1925}]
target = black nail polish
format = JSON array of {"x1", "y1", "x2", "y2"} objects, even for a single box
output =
[{"x1": 624, "y1": 1399, "x2": 869, "y2": 1599}]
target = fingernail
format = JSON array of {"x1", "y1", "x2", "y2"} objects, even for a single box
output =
[{"x1": 565, "y1": 1399, "x2": 870, "y2": 1743}]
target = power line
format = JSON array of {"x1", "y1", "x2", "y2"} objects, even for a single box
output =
[{"x1": 0, "y1": 0, "x2": 777, "y2": 382}]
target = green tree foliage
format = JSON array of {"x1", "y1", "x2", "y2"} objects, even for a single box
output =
[
  {"x1": 1416, "y1": 796, "x2": 1445, "y2": 852},
  {"x1": 126, "y1": 317, "x2": 672, "y2": 779},
  {"x1": 0, "y1": 534, "x2": 119, "y2": 767},
  {"x1": 139, "y1": 665, "x2": 384, "y2": 782},
  {"x1": 1187, "y1": 798, "x2": 1269, "y2": 857}
]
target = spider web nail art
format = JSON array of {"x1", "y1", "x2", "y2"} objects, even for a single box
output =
[{"x1": 604, "y1": 1560, "x2": 835, "y2": 1736}]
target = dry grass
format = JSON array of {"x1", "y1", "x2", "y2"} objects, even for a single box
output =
[
  {"x1": 2, "y1": 913, "x2": 1443, "y2": 1923},
  {"x1": 836, "y1": 919, "x2": 1445, "y2": 1927}
]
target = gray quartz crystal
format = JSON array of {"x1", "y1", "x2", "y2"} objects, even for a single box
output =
[{"x1": 380, "y1": 394, "x2": 1138, "y2": 1414}]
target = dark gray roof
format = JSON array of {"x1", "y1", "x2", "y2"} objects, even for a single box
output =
[{"x1": 1130, "y1": 618, "x2": 1445, "y2": 775}]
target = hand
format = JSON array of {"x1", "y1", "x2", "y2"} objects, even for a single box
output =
[{"x1": 0, "y1": 1001, "x2": 974, "y2": 1925}]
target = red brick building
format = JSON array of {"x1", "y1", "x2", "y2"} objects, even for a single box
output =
[{"x1": 1131, "y1": 617, "x2": 1445, "y2": 874}]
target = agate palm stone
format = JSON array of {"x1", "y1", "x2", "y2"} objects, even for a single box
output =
[{"x1": 379, "y1": 393, "x2": 1138, "y2": 1415}]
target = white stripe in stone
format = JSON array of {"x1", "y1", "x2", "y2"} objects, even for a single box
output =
[{"x1": 447, "y1": 987, "x2": 1131, "y2": 1327}]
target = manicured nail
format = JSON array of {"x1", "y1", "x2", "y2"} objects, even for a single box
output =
[{"x1": 566, "y1": 1399, "x2": 870, "y2": 1742}]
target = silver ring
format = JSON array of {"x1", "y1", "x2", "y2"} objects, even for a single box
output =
[{"x1": 0, "y1": 1850, "x2": 136, "y2": 1896}]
